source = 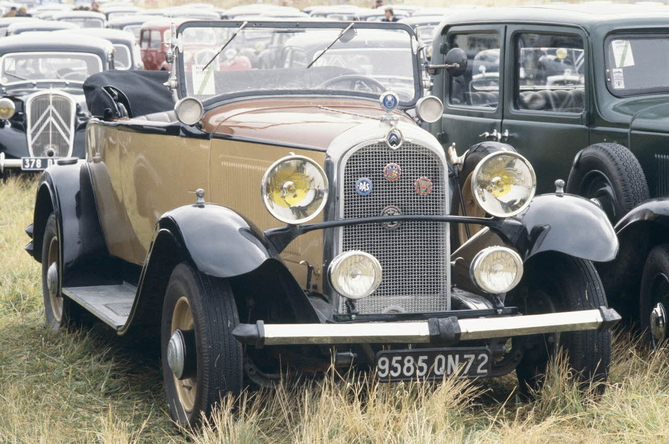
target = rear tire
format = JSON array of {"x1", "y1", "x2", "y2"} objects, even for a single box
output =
[
  {"x1": 161, "y1": 263, "x2": 244, "y2": 428},
  {"x1": 566, "y1": 143, "x2": 649, "y2": 223},
  {"x1": 41, "y1": 213, "x2": 80, "y2": 330},
  {"x1": 509, "y1": 252, "x2": 611, "y2": 395}
]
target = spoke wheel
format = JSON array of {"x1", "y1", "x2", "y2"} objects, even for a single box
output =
[
  {"x1": 509, "y1": 252, "x2": 611, "y2": 396},
  {"x1": 640, "y1": 244, "x2": 669, "y2": 349},
  {"x1": 162, "y1": 263, "x2": 243, "y2": 428}
]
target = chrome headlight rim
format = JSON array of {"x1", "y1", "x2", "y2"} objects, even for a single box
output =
[
  {"x1": 0, "y1": 97, "x2": 16, "y2": 120},
  {"x1": 470, "y1": 246, "x2": 523, "y2": 295},
  {"x1": 328, "y1": 250, "x2": 382, "y2": 300},
  {"x1": 174, "y1": 96, "x2": 204, "y2": 126},
  {"x1": 261, "y1": 154, "x2": 329, "y2": 225},
  {"x1": 471, "y1": 151, "x2": 536, "y2": 218},
  {"x1": 415, "y1": 96, "x2": 443, "y2": 123}
]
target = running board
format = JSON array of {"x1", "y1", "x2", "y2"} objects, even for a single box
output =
[{"x1": 62, "y1": 283, "x2": 137, "y2": 329}]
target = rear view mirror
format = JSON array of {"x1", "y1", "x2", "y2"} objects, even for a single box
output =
[{"x1": 426, "y1": 48, "x2": 467, "y2": 77}]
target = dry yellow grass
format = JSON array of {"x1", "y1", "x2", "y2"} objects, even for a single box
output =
[{"x1": 2, "y1": 175, "x2": 669, "y2": 443}]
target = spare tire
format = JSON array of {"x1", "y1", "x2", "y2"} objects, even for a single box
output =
[{"x1": 566, "y1": 143, "x2": 649, "y2": 223}]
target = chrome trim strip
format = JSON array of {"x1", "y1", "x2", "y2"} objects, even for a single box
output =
[{"x1": 234, "y1": 307, "x2": 620, "y2": 346}]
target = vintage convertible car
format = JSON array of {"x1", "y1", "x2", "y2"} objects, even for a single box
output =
[
  {"x1": 0, "y1": 33, "x2": 113, "y2": 175},
  {"x1": 27, "y1": 20, "x2": 620, "y2": 427}
]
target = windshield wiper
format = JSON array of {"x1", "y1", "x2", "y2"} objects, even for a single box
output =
[
  {"x1": 202, "y1": 21, "x2": 248, "y2": 71},
  {"x1": 307, "y1": 22, "x2": 355, "y2": 69}
]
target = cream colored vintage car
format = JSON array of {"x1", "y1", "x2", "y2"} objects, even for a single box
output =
[{"x1": 26, "y1": 20, "x2": 620, "y2": 427}]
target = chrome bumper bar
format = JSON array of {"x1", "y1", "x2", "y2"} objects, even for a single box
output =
[
  {"x1": 232, "y1": 306, "x2": 620, "y2": 348},
  {"x1": 0, "y1": 152, "x2": 21, "y2": 174}
]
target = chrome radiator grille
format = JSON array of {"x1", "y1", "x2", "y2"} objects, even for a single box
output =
[
  {"x1": 339, "y1": 142, "x2": 449, "y2": 314},
  {"x1": 26, "y1": 92, "x2": 76, "y2": 158}
]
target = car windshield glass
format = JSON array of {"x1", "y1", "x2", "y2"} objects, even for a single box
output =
[
  {"x1": 605, "y1": 35, "x2": 669, "y2": 96},
  {"x1": 113, "y1": 44, "x2": 131, "y2": 70},
  {"x1": 178, "y1": 22, "x2": 419, "y2": 104},
  {"x1": 0, "y1": 52, "x2": 103, "y2": 84}
]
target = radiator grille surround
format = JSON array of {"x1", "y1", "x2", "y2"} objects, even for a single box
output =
[
  {"x1": 337, "y1": 141, "x2": 449, "y2": 314},
  {"x1": 26, "y1": 91, "x2": 76, "y2": 158}
]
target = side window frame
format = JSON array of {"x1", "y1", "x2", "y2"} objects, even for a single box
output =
[
  {"x1": 139, "y1": 30, "x2": 149, "y2": 49},
  {"x1": 507, "y1": 25, "x2": 588, "y2": 120},
  {"x1": 439, "y1": 24, "x2": 506, "y2": 117}
]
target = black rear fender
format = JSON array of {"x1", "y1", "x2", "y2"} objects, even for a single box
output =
[{"x1": 30, "y1": 161, "x2": 111, "y2": 286}]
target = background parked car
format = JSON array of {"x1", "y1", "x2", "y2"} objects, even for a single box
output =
[
  {"x1": 429, "y1": 4, "x2": 669, "y2": 341},
  {"x1": 6, "y1": 18, "x2": 78, "y2": 35},
  {"x1": 52, "y1": 10, "x2": 106, "y2": 28},
  {"x1": 0, "y1": 33, "x2": 113, "y2": 174},
  {"x1": 58, "y1": 27, "x2": 142, "y2": 70}
]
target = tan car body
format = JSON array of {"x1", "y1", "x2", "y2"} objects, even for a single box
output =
[{"x1": 87, "y1": 97, "x2": 413, "y2": 291}]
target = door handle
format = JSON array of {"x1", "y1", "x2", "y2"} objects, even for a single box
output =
[{"x1": 479, "y1": 129, "x2": 509, "y2": 142}]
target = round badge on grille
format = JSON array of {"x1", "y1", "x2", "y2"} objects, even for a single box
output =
[
  {"x1": 386, "y1": 129, "x2": 403, "y2": 150},
  {"x1": 380, "y1": 205, "x2": 402, "y2": 230},
  {"x1": 383, "y1": 163, "x2": 401, "y2": 182},
  {"x1": 414, "y1": 177, "x2": 433, "y2": 196},
  {"x1": 356, "y1": 177, "x2": 373, "y2": 196}
]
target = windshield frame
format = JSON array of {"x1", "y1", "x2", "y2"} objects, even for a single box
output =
[{"x1": 174, "y1": 20, "x2": 422, "y2": 108}]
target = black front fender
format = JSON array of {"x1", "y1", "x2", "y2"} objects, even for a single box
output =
[
  {"x1": 515, "y1": 193, "x2": 618, "y2": 262},
  {"x1": 158, "y1": 203, "x2": 279, "y2": 278}
]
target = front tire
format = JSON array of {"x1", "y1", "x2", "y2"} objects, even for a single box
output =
[
  {"x1": 161, "y1": 263, "x2": 244, "y2": 428},
  {"x1": 566, "y1": 143, "x2": 648, "y2": 223},
  {"x1": 639, "y1": 244, "x2": 669, "y2": 349},
  {"x1": 509, "y1": 252, "x2": 611, "y2": 395}
]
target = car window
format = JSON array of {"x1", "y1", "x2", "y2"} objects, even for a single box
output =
[
  {"x1": 604, "y1": 34, "x2": 669, "y2": 97},
  {"x1": 149, "y1": 30, "x2": 161, "y2": 50},
  {"x1": 448, "y1": 32, "x2": 501, "y2": 108},
  {"x1": 140, "y1": 30, "x2": 149, "y2": 49},
  {"x1": 515, "y1": 33, "x2": 585, "y2": 113},
  {"x1": 0, "y1": 52, "x2": 103, "y2": 84},
  {"x1": 113, "y1": 44, "x2": 131, "y2": 70}
]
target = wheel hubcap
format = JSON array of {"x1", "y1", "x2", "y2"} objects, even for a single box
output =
[
  {"x1": 171, "y1": 297, "x2": 197, "y2": 413},
  {"x1": 46, "y1": 236, "x2": 63, "y2": 323},
  {"x1": 167, "y1": 330, "x2": 186, "y2": 379},
  {"x1": 47, "y1": 262, "x2": 59, "y2": 299},
  {"x1": 650, "y1": 302, "x2": 667, "y2": 348}
]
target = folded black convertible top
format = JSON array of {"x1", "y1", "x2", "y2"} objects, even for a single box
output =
[{"x1": 83, "y1": 70, "x2": 174, "y2": 119}]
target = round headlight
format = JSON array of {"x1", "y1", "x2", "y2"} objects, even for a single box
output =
[
  {"x1": 471, "y1": 151, "x2": 536, "y2": 218},
  {"x1": 329, "y1": 251, "x2": 382, "y2": 299},
  {"x1": 0, "y1": 98, "x2": 15, "y2": 120},
  {"x1": 416, "y1": 96, "x2": 443, "y2": 123},
  {"x1": 470, "y1": 246, "x2": 523, "y2": 294},
  {"x1": 262, "y1": 155, "x2": 328, "y2": 224},
  {"x1": 174, "y1": 97, "x2": 204, "y2": 126}
]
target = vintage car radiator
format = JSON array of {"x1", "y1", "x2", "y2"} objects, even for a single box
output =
[
  {"x1": 26, "y1": 91, "x2": 76, "y2": 158},
  {"x1": 340, "y1": 142, "x2": 449, "y2": 314}
]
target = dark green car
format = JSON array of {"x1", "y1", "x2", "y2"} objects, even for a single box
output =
[{"x1": 430, "y1": 4, "x2": 669, "y2": 344}]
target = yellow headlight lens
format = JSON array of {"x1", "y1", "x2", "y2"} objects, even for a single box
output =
[
  {"x1": 329, "y1": 250, "x2": 382, "y2": 299},
  {"x1": 472, "y1": 151, "x2": 536, "y2": 218},
  {"x1": 0, "y1": 98, "x2": 15, "y2": 120},
  {"x1": 470, "y1": 246, "x2": 523, "y2": 294},
  {"x1": 262, "y1": 155, "x2": 328, "y2": 224}
]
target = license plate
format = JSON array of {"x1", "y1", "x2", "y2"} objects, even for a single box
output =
[
  {"x1": 376, "y1": 347, "x2": 490, "y2": 382},
  {"x1": 22, "y1": 157, "x2": 57, "y2": 171}
]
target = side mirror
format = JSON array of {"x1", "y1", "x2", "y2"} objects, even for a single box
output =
[{"x1": 426, "y1": 48, "x2": 467, "y2": 77}]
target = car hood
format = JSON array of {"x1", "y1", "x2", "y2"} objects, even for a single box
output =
[
  {"x1": 3, "y1": 86, "x2": 85, "y2": 99},
  {"x1": 611, "y1": 96, "x2": 669, "y2": 133},
  {"x1": 202, "y1": 97, "x2": 414, "y2": 150}
]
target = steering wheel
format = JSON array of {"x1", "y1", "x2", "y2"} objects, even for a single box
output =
[{"x1": 316, "y1": 75, "x2": 387, "y2": 93}]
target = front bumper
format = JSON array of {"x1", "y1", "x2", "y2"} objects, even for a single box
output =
[{"x1": 233, "y1": 306, "x2": 620, "y2": 348}]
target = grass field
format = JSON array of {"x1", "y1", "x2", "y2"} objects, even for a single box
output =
[{"x1": 1, "y1": 175, "x2": 669, "y2": 443}]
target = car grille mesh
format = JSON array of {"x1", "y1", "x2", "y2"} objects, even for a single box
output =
[
  {"x1": 27, "y1": 92, "x2": 75, "y2": 158},
  {"x1": 340, "y1": 142, "x2": 449, "y2": 314}
]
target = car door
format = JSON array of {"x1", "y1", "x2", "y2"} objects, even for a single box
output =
[
  {"x1": 431, "y1": 25, "x2": 505, "y2": 156},
  {"x1": 501, "y1": 25, "x2": 590, "y2": 194}
]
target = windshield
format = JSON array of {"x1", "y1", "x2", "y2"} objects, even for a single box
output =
[
  {"x1": 605, "y1": 35, "x2": 669, "y2": 97},
  {"x1": 0, "y1": 52, "x2": 103, "y2": 85},
  {"x1": 177, "y1": 22, "x2": 420, "y2": 104}
]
